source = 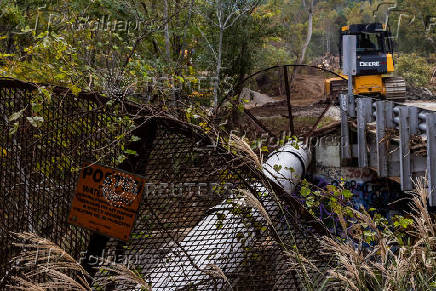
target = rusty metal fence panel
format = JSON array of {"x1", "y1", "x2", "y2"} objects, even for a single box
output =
[{"x1": 0, "y1": 78, "x2": 328, "y2": 290}]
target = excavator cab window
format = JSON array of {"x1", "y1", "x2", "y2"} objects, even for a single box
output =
[
  {"x1": 356, "y1": 32, "x2": 382, "y2": 53},
  {"x1": 383, "y1": 33, "x2": 394, "y2": 54}
]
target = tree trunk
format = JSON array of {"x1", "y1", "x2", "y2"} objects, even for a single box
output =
[
  {"x1": 231, "y1": 41, "x2": 249, "y2": 128},
  {"x1": 178, "y1": 0, "x2": 194, "y2": 65},
  {"x1": 286, "y1": 0, "x2": 314, "y2": 136},
  {"x1": 163, "y1": 0, "x2": 171, "y2": 62},
  {"x1": 290, "y1": 0, "x2": 314, "y2": 82},
  {"x1": 298, "y1": 0, "x2": 313, "y2": 65},
  {"x1": 213, "y1": 28, "x2": 223, "y2": 108}
]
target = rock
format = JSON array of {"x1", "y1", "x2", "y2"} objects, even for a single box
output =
[
  {"x1": 242, "y1": 88, "x2": 280, "y2": 109},
  {"x1": 406, "y1": 86, "x2": 434, "y2": 100}
]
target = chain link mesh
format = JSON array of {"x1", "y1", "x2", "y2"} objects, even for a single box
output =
[{"x1": 0, "y1": 78, "x2": 329, "y2": 290}]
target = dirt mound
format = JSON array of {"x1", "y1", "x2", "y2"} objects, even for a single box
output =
[
  {"x1": 290, "y1": 74, "x2": 326, "y2": 106},
  {"x1": 246, "y1": 72, "x2": 327, "y2": 109},
  {"x1": 245, "y1": 72, "x2": 328, "y2": 117},
  {"x1": 240, "y1": 71, "x2": 337, "y2": 139},
  {"x1": 252, "y1": 71, "x2": 327, "y2": 106}
]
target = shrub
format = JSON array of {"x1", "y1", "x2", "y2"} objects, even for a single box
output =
[
  {"x1": 294, "y1": 178, "x2": 436, "y2": 290},
  {"x1": 396, "y1": 53, "x2": 433, "y2": 87}
]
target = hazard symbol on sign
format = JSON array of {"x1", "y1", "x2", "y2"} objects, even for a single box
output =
[{"x1": 68, "y1": 163, "x2": 145, "y2": 241}]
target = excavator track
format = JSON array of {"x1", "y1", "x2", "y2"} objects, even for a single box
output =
[
  {"x1": 329, "y1": 79, "x2": 348, "y2": 97},
  {"x1": 384, "y1": 77, "x2": 407, "y2": 101},
  {"x1": 328, "y1": 77, "x2": 407, "y2": 101}
]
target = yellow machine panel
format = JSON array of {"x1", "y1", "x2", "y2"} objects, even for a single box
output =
[
  {"x1": 326, "y1": 22, "x2": 407, "y2": 100},
  {"x1": 354, "y1": 75, "x2": 383, "y2": 95},
  {"x1": 325, "y1": 75, "x2": 388, "y2": 98},
  {"x1": 386, "y1": 54, "x2": 394, "y2": 73}
]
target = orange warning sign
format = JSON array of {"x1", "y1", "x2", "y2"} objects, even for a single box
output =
[{"x1": 68, "y1": 164, "x2": 145, "y2": 241}]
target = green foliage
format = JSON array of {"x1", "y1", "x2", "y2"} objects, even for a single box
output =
[
  {"x1": 396, "y1": 53, "x2": 433, "y2": 87},
  {"x1": 396, "y1": 0, "x2": 436, "y2": 54},
  {"x1": 319, "y1": 181, "x2": 436, "y2": 290},
  {"x1": 297, "y1": 179, "x2": 414, "y2": 246},
  {"x1": 252, "y1": 43, "x2": 294, "y2": 71},
  {"x1": 1, "y1": 31, "x2": 85, "y2": 93},
  {"x1": 343, "y1": 0, "x2": 379, "y2": 25},
  {"x1": 0, "y1": 0, "x2": 432, "y2": 114}
]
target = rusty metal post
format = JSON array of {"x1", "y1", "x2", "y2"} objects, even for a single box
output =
[
  {"x1": 82, "y1": 119, "x2": 158, "y2": 285},
  {"x1": 283, "y1": 66, "x2": 295, "y2": 136}
]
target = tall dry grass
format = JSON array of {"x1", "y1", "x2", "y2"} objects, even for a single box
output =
[
  {"x1": 228, "y1": 133, "x2": 263, "y2": 169},
  {"x1": 93, "y1": 263, "x2": 151, "y2": 290},
  {"x1": 8, "y1": 232, "x2": 90, "y2": 290},
  {"x1": 6, "y1": 232, "x2": 150, "y2": 290},
  {"x1": 319, "y1": 177, "x2": 436, "y2": 290},
  {"x1": 6, "y1": 177, "x2": 436, "y2": 290}
]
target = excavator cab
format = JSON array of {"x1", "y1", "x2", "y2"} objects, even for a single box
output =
[
  {"x1": 325, "y1": 23, "x2": 406, "y2": 101},
  {"x1": 342, "y1": 23, "x2": 394, "y2": 76}
]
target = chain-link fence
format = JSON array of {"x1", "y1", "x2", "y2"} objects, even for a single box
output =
[{"x1": 0, "y1": 78, "x2": 330, "y2": 290}]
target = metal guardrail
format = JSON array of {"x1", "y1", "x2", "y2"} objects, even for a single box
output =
[{"x1": 340, "y1": 94, "x2": 436, "y2": 206}]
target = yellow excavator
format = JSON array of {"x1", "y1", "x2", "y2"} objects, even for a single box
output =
[{"x1": 325, "y1": 23, "x2": 406, "y2": 100}]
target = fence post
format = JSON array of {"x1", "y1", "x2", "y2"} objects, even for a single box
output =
[
  {"x1": 283, "y1": 66, "x2": 295, "y2": 136},
  {"x1": 81, "y1": 119, "x2": 158, "y2": 284}
]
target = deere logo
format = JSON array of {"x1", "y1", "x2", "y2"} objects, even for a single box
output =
[{"x1": 359, "y1": 61, "x2": 380, "y2": 67}]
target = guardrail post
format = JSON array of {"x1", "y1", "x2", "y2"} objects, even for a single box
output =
[
  {"x1": 348, "y1": 95, "x2": 356, "y2": 118},
  {"x1": 340, "y1": 94, "x2": 352, "y2": 162},
  {"x1": 426, "y1": 113, "x2": 436, "y2": 206},
  {"x1": 385, "y1": 101, "x2": 394, "y2": 128},
  {"x1": 357, "y1": 98, "x2": 373, "y2": 168},
  {"x1": 399, "y1": 107, "x2": 412, "y2": 191},
  {"x1": 409, "y1": 107, "x2": 419, "y2": 135},
  {"x1": 376, "y1": 100, "x2": 394, "y2": 177}
]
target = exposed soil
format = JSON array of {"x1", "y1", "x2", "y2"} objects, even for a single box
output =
[
  {"x1": 241, "y1": 68, "x2": 436, "y2": 141},
  {"x1": 241, "y1": 73, "x2": 339, "y2": 139},
  {"x1": 247, "y1": 72, "x2": 327, "y2": 106},
  {"x1": 289, "y1": 73, "x2": 326, "y2": 106}
]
